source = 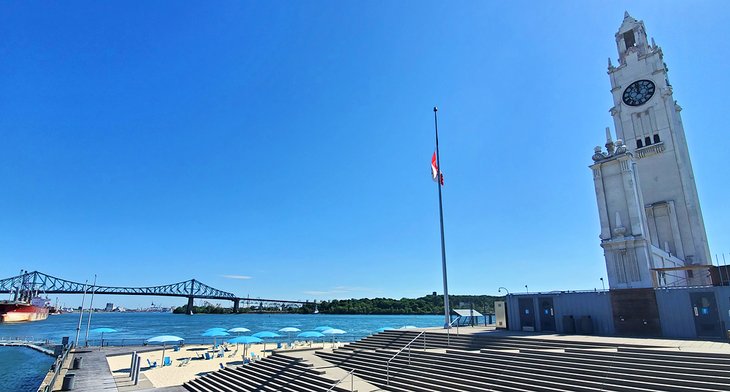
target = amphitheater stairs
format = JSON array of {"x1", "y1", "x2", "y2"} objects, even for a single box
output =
[
  {"x1": 316, "y1": 330, "x2": 730, "y2": 392},
  {"x1": 183, "y1": 353, "x2": 351, "y2": 392},
  {"x1": 181, "y1": 330, "x2": 730, "y2": 391}
]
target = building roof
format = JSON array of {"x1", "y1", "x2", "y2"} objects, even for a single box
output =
[{"x1": 452, "y1": 309, "x2": 484, "y2": 317}]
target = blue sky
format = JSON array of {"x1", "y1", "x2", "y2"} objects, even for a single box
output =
[{"x1": 1, "y1": 1, "x2": 729, "y2": 308}]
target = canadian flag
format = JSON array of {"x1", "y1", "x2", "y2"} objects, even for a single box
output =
[{"x1": 431, "y1": 151, "x2": 444, "y2": 185}]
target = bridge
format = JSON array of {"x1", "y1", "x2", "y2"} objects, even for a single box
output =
[{"x1": 0, "y1": 270, "x2": 316, "y2": 314}]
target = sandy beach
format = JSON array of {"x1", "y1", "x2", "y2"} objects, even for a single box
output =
[{"x1": 106, "y1": 341, "x2": 331, "y2": 388}]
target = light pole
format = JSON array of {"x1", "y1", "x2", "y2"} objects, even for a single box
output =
[
  {"x1": 600, "y1": 277, "x2": 605, "y2": 291},
  {"x1": 524, "y1": 285, "x2": 529, "y2": 294},
  {"x1": 498, "y1": 287, "x2": 510, "y2": 295}
]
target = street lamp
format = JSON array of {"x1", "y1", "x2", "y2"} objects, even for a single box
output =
[
  {"x1": 600, "y1": 277, "x2": 605, "y2": 291},
  {"x1": 524, "y1": 285, "x2": 529, "y2": 294},
  {"x1": 497, "y1": 287, "x2": 510, "y2": 295}
]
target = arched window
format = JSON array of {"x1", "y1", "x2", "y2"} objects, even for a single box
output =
[
  {"x1": 653, "y1": 134, "x2": 661, "y2": 143},
  {"x1": 636, "y1": 139, "x2": 643, "y2": 148},
  {"x1": 644, "y1": 136, "x2": 652, "y2": 146}
]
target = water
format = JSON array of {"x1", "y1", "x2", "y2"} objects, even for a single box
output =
[
  {"x1": 0, "y1": 346, "x2": 54, "y2": 392},
  {"x1": 0, "y1": 312, "x2": 443, "y2": 391},
  {"x1": 0, "y1": 312, "x2": 444, "y2": 346}
]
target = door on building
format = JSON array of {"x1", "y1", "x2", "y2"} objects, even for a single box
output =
[
  {"x1": 538, "y1": 297, "x2": 556, "y2": 331},
  {"x1": 690, "y1": 292, "x2": 723, "y2": 338},
  {"x1": 518, "y1": 298, "x2": 535, "y2": 331}
]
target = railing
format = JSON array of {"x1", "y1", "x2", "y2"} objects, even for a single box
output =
[
  {"x1": 446, "y1": 316, "x2": 461, "y2": 347},
  {"x1": 635, "y1": 141, "x2": 665, "y2": 159},
  {"x1": 39, "y1": 343, "x2": 72, "y2": 392},
  {"x1": 386, "y1": 331, "x2": 426, "y2": 385},
  {"x1": 0, "y1": 336, "x2": 52, "y2": 344},
  {"x1": 326, "y1": 368, "x2": 355, "y2": 392}
]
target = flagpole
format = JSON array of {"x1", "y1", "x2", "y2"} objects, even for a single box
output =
[
  {"x1": 75, "y1": 280, "x2": 88, "y2": 347},
  {"x1": 84, "y1": 274, "x2": 97, "y2": 347},
  {"x1": 433, "y1": 106, "x2": 451, "y2": 328}
]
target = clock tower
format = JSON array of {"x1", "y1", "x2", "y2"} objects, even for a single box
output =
[{"x1": 591, "y1": 13, "x2": 711, "y2": 289}]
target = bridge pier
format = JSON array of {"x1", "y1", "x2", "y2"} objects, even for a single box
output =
[
  {"x1": 187, "y1": 296, "x2": 194, "y2": 315},
  {"x1": 233, "y1": 299, "x2": 240, "y2": 313}
]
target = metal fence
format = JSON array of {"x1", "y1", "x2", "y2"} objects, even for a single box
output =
[{"x1": 37, "y1": 344, "x2": 71, "y2": 392}]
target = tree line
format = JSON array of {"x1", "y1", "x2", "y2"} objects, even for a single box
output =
[{"x1": 173, "y1": 293, "x2": 502, "y2": 315}]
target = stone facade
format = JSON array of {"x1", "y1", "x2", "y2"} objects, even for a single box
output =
[{"x1": 591, "y1": 13, "x2": 711, "y2": 288}]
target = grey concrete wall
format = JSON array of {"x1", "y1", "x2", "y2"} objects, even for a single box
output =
[
  {"x1": 507, "y1": 287, "x2": 730, "y2": 340},
  {"x1": 654, "y1": 288, "x2": 696, "y2": 338},
  {"x1": 655, "y1": 286, "x2": 730, "y2": 339},
  {"x1": 506, "y1": 292, "x2": 614, "y2": 335}
]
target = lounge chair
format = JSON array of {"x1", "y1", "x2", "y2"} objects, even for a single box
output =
[
  {"x1": 146, "y1": 359, "x2": 157, "y2": 368},
  {"x1": 173, "y1": 346, "x2": 180, "y2": 352},
  {"x1": 219, "y1": 363, "x2": 225, "y2": 370},
  {"x1": 227, "y1": 348, "x2": 238, "y2": 358},
  {"x1": 163, "y1": 356, "x2": 172, "y2": 367},
  {"x1": 178, "y1": 357, "x2": 191, "y2": 367},
  {"x1": 204, "y1": 352, "x2": 212, "y2": 360}
]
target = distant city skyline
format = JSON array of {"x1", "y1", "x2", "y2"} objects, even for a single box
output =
[{"x1": 2, "y1": 1, "x2": 729, "y2": 307}]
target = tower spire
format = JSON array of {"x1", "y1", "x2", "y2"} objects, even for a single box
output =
[{"x1": 605, "y1": 127, "x2": 615, "y2": 155}]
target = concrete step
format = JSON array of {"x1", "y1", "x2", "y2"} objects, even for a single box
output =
[
  {"x1": 516, "y1": 348, "x2": 730, "y2": 379},
  {"x1": 480, "y1": 348, "x2": 730, "y2": 387},
  {"x1": 319, "y1": 348, "x2": 593, "y2": 392},
  {"x1": 431, "y1": 349, "x2": 729, "y2": 392}
]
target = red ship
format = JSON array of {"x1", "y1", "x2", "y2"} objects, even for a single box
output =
[
  {"x1": 0, "y1": 270, "x2": 50, "y2": 323},
  {"x1": 0, "y1": 296, "x2": 50, "y2": 323}
]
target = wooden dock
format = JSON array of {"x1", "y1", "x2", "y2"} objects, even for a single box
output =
[
  {"x1": 55, "y1": 349, "x2": 118, "y2": 392},
  {"x1": 51, "y1": 346, "x2": 187, "y2": 392}
]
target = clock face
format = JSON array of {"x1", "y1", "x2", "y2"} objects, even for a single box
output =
[{"x1": 622, "y1": 79, "x2": 656, "y2": 106}]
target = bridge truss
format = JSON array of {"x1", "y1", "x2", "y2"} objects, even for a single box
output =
[
  {"x1": 0, "y1": 270, "x2": 236, "y2": 300},
  {"x1": 0, "y1": 271, "x2": 314, "y2": 308}
]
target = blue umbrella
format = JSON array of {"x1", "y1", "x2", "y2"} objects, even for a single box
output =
[
  {"x1": 146, "y1": 335, "x2": 184, "y2": 344},
  {"x1": 278, "y1": 327, "x2": 300, "y2": 340},
  {"x1": 298, "y1": 331, "x2": 325, "y2": 338},
  {"x1": 228, "y1": 327, "x2": 251, "y2": 333},
  {"x1": 228, "y1": 336, "x2": 262, "y2": 344},
  {"x1": 202, "y1": 330, "x2": 229, "y2": 347},
  {"x1": 252, "y1": 331, "x2": 281, "y2": 355},
  {"x1": 90, "y1": 327, "x2": 117, "y2": 348},
  {"x1": 228, "y1": 336, "x2": 262, "y2": 359},
  {"x1": 297, "y1": 331, "x2": 325, "y2": 348},
  {"x1": 252, "y1": 331, "x2": 281, "y2": 338},
  {"x1": 322, "y1": 328, "x2": 346, "y2": 346},
  {"x1": 205, "y1": 327, "x2": 228, "y2": 333},
  {"x1": 145, "y1": 335, "x2": 184, "y2": 367},
  {"x1": 278, "y1": 327, "x2": 300, "y2": 333},
  {"x1": 314, "y1": 326, "x2": 334, "y2": 332}
]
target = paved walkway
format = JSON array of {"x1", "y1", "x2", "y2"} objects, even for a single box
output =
[
  {"x1": 298, "y1": 347, "x2": 383, "y2": 391},
  {"x1": 56, "y1": 348, "x2": 118, "y2": 392}
]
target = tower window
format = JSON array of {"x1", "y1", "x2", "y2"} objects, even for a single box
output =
[
  {"x1": 636, "y1": 139, "x2": 643, "y2": 148},
  {"x1": 653, "y1": 134, "x2": 661, "y2": 143},
  {"x1": 644, "y1": 136, "x2": 652, "y2": 146},
  {"x1": 623, "y1": 30, "x2": 636, "y2": 48}
]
